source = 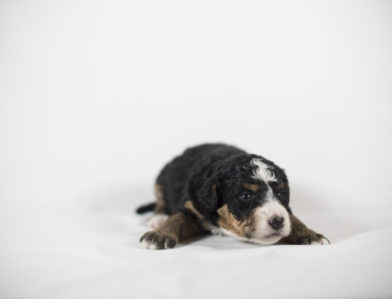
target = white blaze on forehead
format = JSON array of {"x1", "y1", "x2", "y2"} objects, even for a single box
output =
[{"x1": 251, "y1": 158, "x2": 277, "y2": 182}]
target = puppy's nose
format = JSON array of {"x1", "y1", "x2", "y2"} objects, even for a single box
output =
[{"x1": 268, "y1": 216, "x2": 284, "y2": 230}]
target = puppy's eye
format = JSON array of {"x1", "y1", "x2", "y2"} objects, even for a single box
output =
[
  {"x1": 239, "y1": 193, "x2": 252, "y2": 200},
  {"x1": 277, "y1": 191, "x2": 286, "y2": 198}
]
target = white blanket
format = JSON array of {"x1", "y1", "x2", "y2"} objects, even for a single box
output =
[{"x1": 1, "y1": 183, "x2": 391, "y2": 299}]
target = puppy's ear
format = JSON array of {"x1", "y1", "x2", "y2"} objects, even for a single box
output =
[
  {"x1": 188, "y1": 159, "x2": 222, "y2": 216},
  {"x1": 195, "y1": 178, "x2": 220, "y2": 215},
  {"x1": 188, "y1": 156, "x2": 226, "y2": 216}
]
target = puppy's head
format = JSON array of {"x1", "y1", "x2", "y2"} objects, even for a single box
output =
[{"x1": 199, "y1": 154, "x2": 291, "y2": 245}]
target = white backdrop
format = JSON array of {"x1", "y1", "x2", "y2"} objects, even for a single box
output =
[{"x1": 1, "y1": 1, "x2": 392, "y2": 298}]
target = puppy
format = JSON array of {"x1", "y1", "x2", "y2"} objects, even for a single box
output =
[{"x1": 137, "y1": 143, "x2": 329, "y2": 249}]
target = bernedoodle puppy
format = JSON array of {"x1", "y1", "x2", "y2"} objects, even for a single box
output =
[{"x1": 137, "y1": 143, "x2": 329, "y2": 249}]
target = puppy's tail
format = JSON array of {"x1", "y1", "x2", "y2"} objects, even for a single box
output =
[{"x1": 135, "y1": 202, "x2": 156, "y2": 214}]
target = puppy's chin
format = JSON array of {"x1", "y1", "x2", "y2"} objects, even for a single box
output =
[
  {"x1": 247, "y1": 233, "x2": 283, "y2": 245},
  {"x1": 247, "y1": 225, "x2": 291, "y2": 245},
  {"x1": 216, "y1": 227, "x2": 285, "y2": 245}
]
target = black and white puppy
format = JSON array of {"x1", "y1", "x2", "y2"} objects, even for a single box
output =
[{"x1": 137, "y1": 143, "x2": 329, "y2": 249}]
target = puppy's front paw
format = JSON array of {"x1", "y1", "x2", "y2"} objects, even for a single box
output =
[
  {"x1": 309, "y1": 233, "x2": 330, "y2": 245},
  {"x1": 281, "y1": 228, "x2": 330, "y2": 245},
  {"x1": 301, "y1": 231, "x2": 330, "y2": 245},
  {"x1": 140, "y1": 231, "x2": 178, "y2": 250}
]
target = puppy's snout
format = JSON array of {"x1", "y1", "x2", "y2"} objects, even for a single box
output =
[{"x1": 268, "y1": 215, "x2": 284, "y2": 230}]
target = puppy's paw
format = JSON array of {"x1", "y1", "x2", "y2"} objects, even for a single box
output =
[
  {"x1": 140, "y1": 231, "x2": 178, "y2": 250},
  {"x1": 305, "y1": 232, "x2": 330, "y2": 245},
  {"x1": 310, "y1": 233, "x2": 330, "y2": 245},
  {"x1": 281, "y1": 229, "x2": 330, "y2": 245}
]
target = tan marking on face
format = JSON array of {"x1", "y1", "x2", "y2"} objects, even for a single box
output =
[
  {"x1": 217, "y1": 204, "x2": 256, "y2": 238},
  {"x1": 243, "y1": 183, "x2": 260, "y2": 193},
  {"x1": 154, "y1": 184, "x2": 166, "y2": 214},
  {"x1": 271, "y1": 182, "x2": 288, "y2": 191}
]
